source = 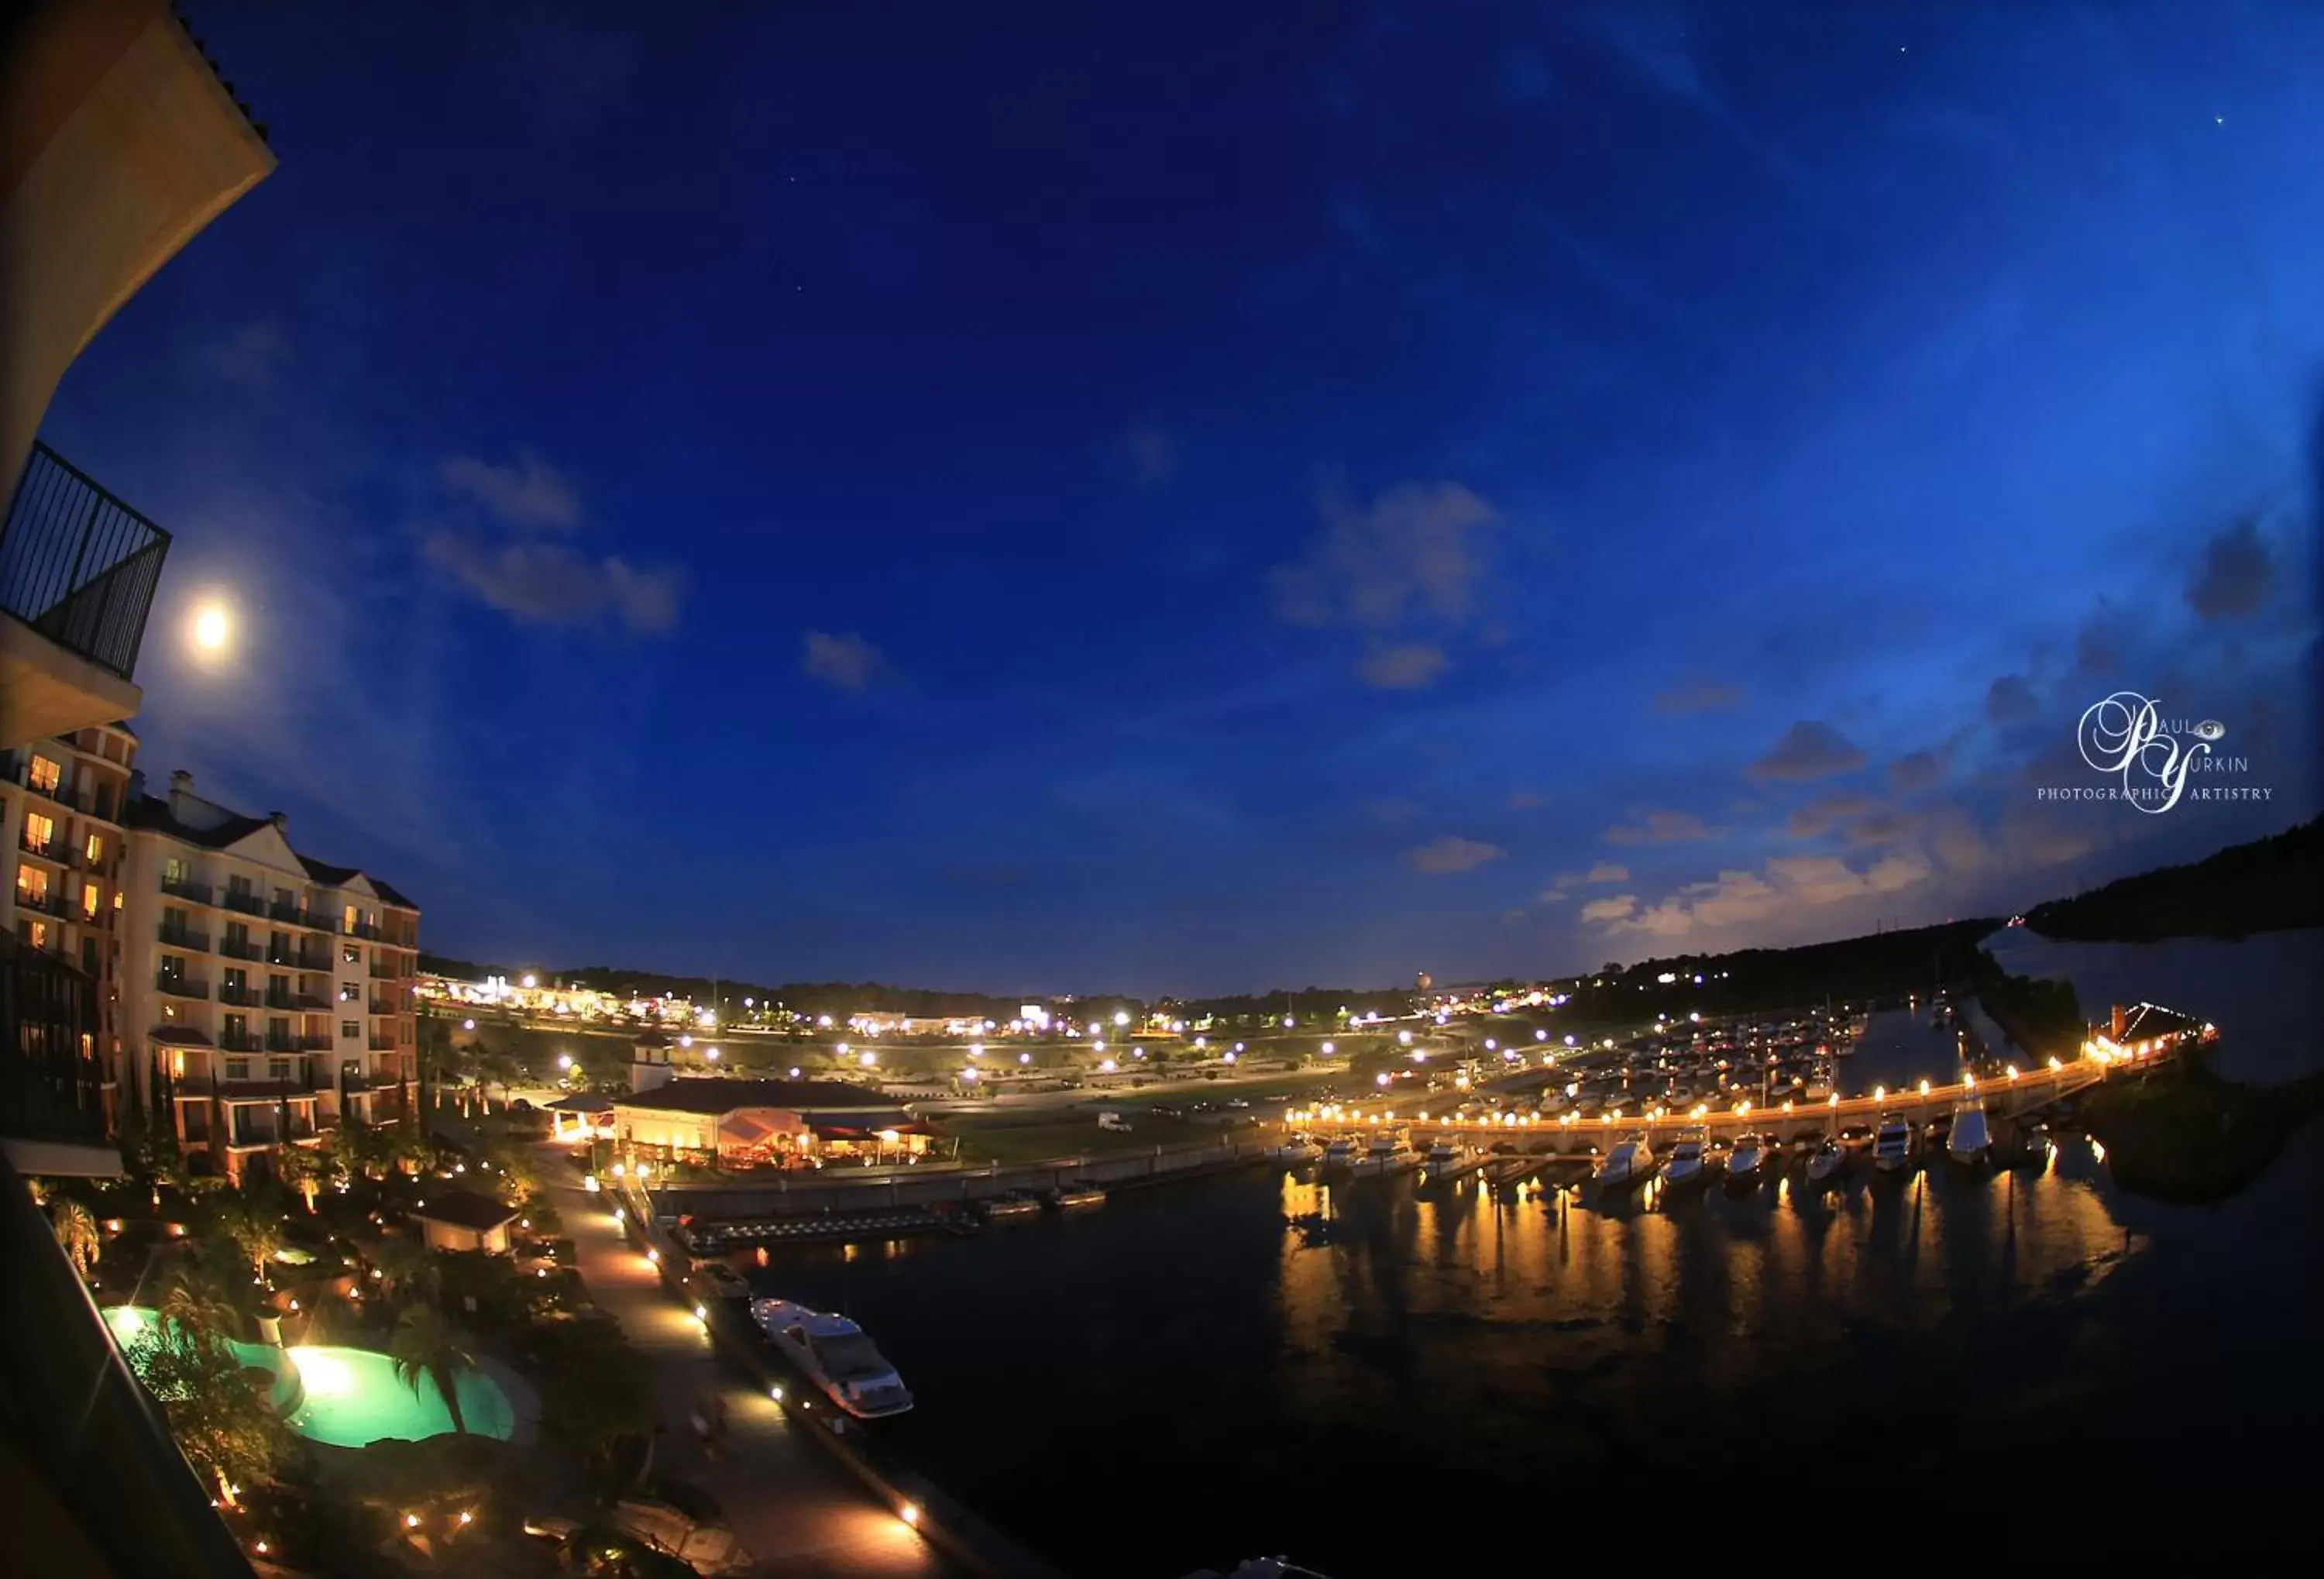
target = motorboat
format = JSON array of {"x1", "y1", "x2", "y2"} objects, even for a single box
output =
[
  {"x1": 1422, "y1": 1140, "x2": 1473, "y2": 1179},
  {"x1": 1270, "y1": 1135, "x2": 1325, "y2": 1165},
  {"x1": 976, "y1": 1193, "x2": 1043, "y2": 1221},
  {"x1": 1806, "y1": 1134, "x2": 1848, "y2": 1185},
  {"x1": 1873, "y1": 1116, "x2": 1917, "y2": 1174},
  {"x1": 749, "y1": 1298, "x2": 914, "y2": 1419},
  {"x1": 1594, "y1": 1135, "x2": 1655, "y2": 1188},
  {"x1": 1049, "y1": 1183, "x2": 1105, "y2": 1209},
  {"x1": 1321, "y1": 1137, "x2": 1360, "y2": 1171},
  {"x1": 1662, "y1": 1130, "x2": 1709, "y2": 1187},
  {"x1": 686, "y1": 1261, "x2": 751, "y2": 1302},
  {"x1": 1351, "y1": 1137, "x2": 1419, "y2": 1176},
  {"x1": 1948, "y1": 1099, "x2": 1992, "y2": 1166},
  {"x1": 1725, "y1": 1133, "x2": 1770, "y2": 1187}
]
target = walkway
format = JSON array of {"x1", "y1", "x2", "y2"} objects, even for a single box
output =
[{"x1": 546, "y1": 1165, "x2": 957, "y2": 1577}]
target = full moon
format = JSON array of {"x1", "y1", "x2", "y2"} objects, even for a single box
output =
[{"x1": 191, "y1": 604, "x2": 229, "y2": 652}]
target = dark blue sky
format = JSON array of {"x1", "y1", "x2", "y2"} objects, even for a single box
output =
[{"x1": 43, "y1": 1, "x2": 2322, "y2": 992}]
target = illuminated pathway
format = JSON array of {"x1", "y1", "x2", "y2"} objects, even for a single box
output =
[{"x1": 548, "y1": 1168, "x2": 958, "y2": 1577}]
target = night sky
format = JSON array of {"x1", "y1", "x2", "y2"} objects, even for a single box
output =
[{"x1": 40, "y1": 2, "x2": 2322, "y2": 992}]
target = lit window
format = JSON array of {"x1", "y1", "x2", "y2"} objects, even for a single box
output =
[
  {"x1": 342, "y1": 944, "x2": 359, "y2": 965},
  {"x1": 24, "y1": 811, "x2": 55, "y2": 850},
  {"x1": 84, "y1": 833, "x2": 101, "y2": 864},
  {"x1": 28, "y1": 756, "x2": 60, "y2": 793},
  {"x1": 81, "y1": 884, "x2": 101, "y2": 920},
  {"x1": 170, "y1": 1051, "x2": 185, "y2": 1078},
  {"x1": 29, "y1": 921, "x2": 49, "y2": 950},
  {"x1": 163, "y1": 856, "x2": 188, "y2": 887},
  {"x1": 112, "y1": 889, "x2": 123, "y2": 910},
  {"x1": 14, "y1": 868, "x2": 45, "y2": 903}
]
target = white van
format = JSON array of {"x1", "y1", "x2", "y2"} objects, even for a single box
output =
[{"x1": 1097, "y1": 1109, "x2": 1133, "y2": 1132}]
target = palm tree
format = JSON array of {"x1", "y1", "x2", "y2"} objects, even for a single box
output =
[
  {"x1": 156, "y1": 1262, "x2": 242, "y2": 1357},
  {"x1": 214, "y1": 1195, "x2": 284, "y2": 1286},
  {"x1": 274, "y1": 1145, "x2": 328, "y2": 1214},
  {"x1": 389, "y1": 1303, "x2": 476, "y2": 1436},
  {"x1": 50, "y1": 1199, "x2": 100, "y2": 1282},
  {"x1": 371, "y1": 1234, "x2": 440, "y2": 1306}
]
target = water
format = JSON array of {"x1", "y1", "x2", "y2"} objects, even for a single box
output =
[{"x1": 724, "y1": 935, "x2": 2324, "y2": 1574}]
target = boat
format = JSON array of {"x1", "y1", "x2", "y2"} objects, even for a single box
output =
[
  {"x1": 1662, "y1": 1130, "x2": 1709, "y2": 1187},
  {"x1": 1806, "y1": 1134, "x2": 1848, "y2": 1185},
  {"x1": 1321, "y1": 1137, "x2": 1360, "y2": 1171},
  {"x1": 1873, "y1": 1116, "x2": 1917, "y2": 1174},
  {"x1": 1725, "y1": 1133, "x2": 1770, "y2": 1187},
  {"x1": 1049, "y1": 1183, "x2": 1105, "y2": 1209},
  {"x1": 748, "y1": 1298, "x2": 914, "y2": 1419},
  {"x1": 976, "y1": 1193, "x2": 1043, "y2": 1222},
  {"x1": 1270, "y1": 1136, "x2": 1325, "y2": 1165},
  {"x1": 1593, "y1": 1134, "x2": 1655, "y2": 1188},
  {"x1": 1351, "y1": 1136, "x2": 1418, "y2": 1176},
  {"x1": 1948, "y1": 1099, "x2": 1991, "y2": 1166},
  {"x1": 686, "y1": 1261, "x2": 751, "y2": 1301}
]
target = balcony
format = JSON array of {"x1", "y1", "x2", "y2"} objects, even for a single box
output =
[
  {"x1": 12, "y1": 886, "x2": 67, "y2": 919},
  {"x1": 368, "y1": 960, "x2": 398, "y2": 980},
  {"x1": 216, "y1": 984, "x2": 261, "y2": 1008},
  {"x1": 292, "y1": 950, "x2": 333, "y2": 973},
  {"x1": 349, "y1": 921, "x2": 380, "y2": 941},
  {"x1": 368, "y1": 997, "x2": 400, "y2": 1017},
  {"x1": 368, "y1": 1035, "x2": 396, "y2": 1052},
  {"x1": 159, "y1": 876, "x2": 212, "y2": 906},
  {"x1": 298, "y1": 1034, "x2": 333, "y2": 1052},
  {"x1": 217, "y1": 937, "x2": 263, "y2": 962},
  {"x1": 216, "y1": 1029, "x2": 263, "y2": 1054},
  {"x1": 16, "y1": 827, "x2": 70, "y2": 864},
  {"x1": 3, "y1": 755, "x2": 91, "y2": 813},
  {"x1": 156, "y1": 925, "x2": 209, "y2": 953},
  {"x1": 153, "y1": 973, "x2": 208, "y2": 1000},
  {"x1": 0, "y1": 445, "x2": 168, "y2": 743},
  {"x1": 0, "y1": 933, "x2": 105, "y2": 1168},
  {"x1": 219, "y1": 888, "x2": 265, "y2": 917},
  {"x1": 267, "y1": 901, "x2": 331, "y2": 931}
]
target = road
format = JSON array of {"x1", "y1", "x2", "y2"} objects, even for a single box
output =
[{"x1": 546, "y1": 1164, "x2": 959, "y2": 1577}]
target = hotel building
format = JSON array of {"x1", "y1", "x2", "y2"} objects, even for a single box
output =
[
  {"x1": 1, "y1": 722, "x2": 139, "y2": 1128},
  {"x1": 118, "y1": 769, "x2": 419, "y2": 1180}
]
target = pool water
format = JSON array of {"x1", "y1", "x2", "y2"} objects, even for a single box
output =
[{"x1": 103, "y1": 1307, "x2": 514, "y2": 1446}]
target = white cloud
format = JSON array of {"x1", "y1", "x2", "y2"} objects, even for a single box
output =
[
  {"x1": 439, "y1": 449, "x2": 583, "y2": 531},
  {"x1": 1604, "y1": 810, "x2": 1712, "y2": 845},
  {"x1": 1273, "y1": 480, "x2": 1500, "y2": 631},
  {"x1": 801, "y1": 630, "x2": 893, "y2": 693},
  {"x1": 1356, "y1": 642, "x2": 1450, "y2": 689},
  {"x1": 423, "y1": 534, "x2": 680, "y2": 633},
  {"x1": 1404, "y1": 836, "x2": 1507, "y2": 875}
]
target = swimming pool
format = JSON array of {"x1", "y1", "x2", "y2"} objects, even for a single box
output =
[{"x1": 103, "y1": 1306, "x2": 515, "y2": 1446}]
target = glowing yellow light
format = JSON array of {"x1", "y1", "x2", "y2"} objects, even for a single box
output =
[
  {"x1": 900, "y1": 1502, "x2": 921, "y2": 1527},
  {"x1": 191, "y1": 603, "x2": 230, "y2": 652}
]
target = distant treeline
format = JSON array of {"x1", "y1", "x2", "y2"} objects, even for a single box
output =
[
  {"x1": 2026, "y1": 816, "x2": 2324, "y2": 943},
  {"x1": 1554, "y1": 918, "x2": 2001, "y2": 1020},
  {"x1": 1970, "y1": 948, "x2": 2085, "y2": 1060}
]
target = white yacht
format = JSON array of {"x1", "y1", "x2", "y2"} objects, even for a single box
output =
[
  {"x1": 1873, "y1": 1116, "x2": 1917, "y2": 1174},
  {"x1": 749, "y1": 1299, "x2": 914, "y2": 1419},
  {"x1": 1806, "y1": 1134, "x2": 1848, "y2": 1184},
  {"x1": 1662, "y1": 1130, "x2": 1708, "y2": 1186},
  {"x1": 1594, "y1": 1135, "x2": 1655, "y2": 1187},
  {"x1": 1725, "y1": 1132, "x2": 1770, "y2": 1186},
  {"x1": 1270, "y1": 1135, "x2": 1324, "y2": 1165},
  {"x1": 1948, "y1": 1099, "x2": 1992, "y2": 1166},
  {"x1": 1351, "y1": 1136, "x2": 1418, "y2": 1175},
  {"x1": 1321, "y1": 1137, "x2": 1360, "y2": 1171},
  {"x1": 1422, "y1": 1140, "x2": 1471, "y2": 1178}
]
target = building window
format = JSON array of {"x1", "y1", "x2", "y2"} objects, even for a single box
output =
[
  {"x1": 270, "y1": 974, "x2": 289, "y2": 997},
  {"x1": 342, "y1": 944, "x2": 359, "y2": 965},
  {"x1": 223, "y1": 967, "x2": 248, "y2": 994},
  {"x1": 223, "y1": 1013, "x2": 246, "y2": 1042},
  {"x1": 14, "y1": 866, "x2": 45, "y2": 903},
  {"x1": 340, "y1": 981, "x2": 361, "y2": 1003},
  {"x1": 341, "y1": 1020, "x2": 359, "y2": 1039},
  {"x1": 24, "y1": 810, "x2": 55, "y2": 850},
  {"x1": 342, "y1": 903, "x2": 358, "y2": 933},
  {"x1": 225, "y1": 1058, "x2": 249, "y2": 1081},
  {"x1": 269, "y1": 1058, "x2": 291, "y2": 1082},
  {"x1": 163, "y1": 856, "x2": 188, "y2": 887},
  {"x1": 158, "y1": 955, "x2": 184, "y2": 987},
  {"x1": 227, "y1": 875, "x2": 253, "y2": 902},
  {"x1": 112, "y1": 889, "x2": 123, "y2": 910},
  {"x1": 169, "y1": 1050, "x2": 185, "y2": 1079},
  {"x1": 84, "y1": 832, "x2": 102, "y2": 864},
  {"x1": 27, "y1": 920, "x2": 50, "y2": 950},
  {"x1": 81, "y1": 883, "x2": 101, "y2": 920},
  {"x1": 28, "y1": 755, "x2": 60, "y2": 793}
]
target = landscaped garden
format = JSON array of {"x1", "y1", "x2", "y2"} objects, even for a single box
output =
[{"x1": 34, "y1": 1113, "x2": 662, "y2": 1576}]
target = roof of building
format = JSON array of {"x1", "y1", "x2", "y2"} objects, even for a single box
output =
[
  {"x1": 2116, "y1": 1002, "x2": 2205, "y2": 1041},
  {"x1": 211, "y1": 1081, "x2": 324, "y2": 1103},
  {"x1": 545, "y1": 1093, "x2": 615, "y2": 1113},
  {"x1": 148, "y1": 1027, "x2": 212, "y2": 1048},
  {"x1": 411, "y1": 1190, "x2": 521, "y2": 1233},
  {"x1": 614, "y1": 1077, "x2": 891, "y2": 1116},
  {"x1": 129, "y1": 790, "x2": 417, "y2": 913},
  {"x1": 801, "y1": 1111, "x2": 932, "y2": 1137}
]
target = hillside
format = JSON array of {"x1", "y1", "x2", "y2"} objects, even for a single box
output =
[{"x1": 2025, "y1": 817, "x2": 2324, "y2": 943}]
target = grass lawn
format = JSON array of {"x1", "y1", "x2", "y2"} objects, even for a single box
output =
[{"x1": 945, "y1": 1110, "x2": 1250, "y2": 1166}]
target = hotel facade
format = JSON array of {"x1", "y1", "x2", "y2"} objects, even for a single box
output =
[{"x1": 117, "y1": 769, "x2": 419, "y2": 1180}]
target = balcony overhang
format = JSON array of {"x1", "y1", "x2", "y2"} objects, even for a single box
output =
[
  {"x1": 0, "y1": 1134, "x2": 122, "y2": 1178},
  {"x1": 0, "y1": 0, "x2": 275, "y2": 496},
  {"x1": 0, "y1": 611, "x2": 139, "y2": 746}
]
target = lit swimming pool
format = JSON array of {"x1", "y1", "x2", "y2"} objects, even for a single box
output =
[{"x1": 103, "y1": 1306, "x2": 514, "y2": 1446}]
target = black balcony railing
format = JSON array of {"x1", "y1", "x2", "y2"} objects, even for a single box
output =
[
  {"x1": 217, "y1": 985, "x2": 261, "y2": 1007},
  {"x1": 1, "y1": 932, "x2": 101, "y2": 1148},
  {"x1": 17, "y1": 828, "x2": 70, "y2": 862},
  {"x1": 217, "y1": 937, "x2": 263, "y2": 962},
  {"x1": 220, "y1": 889, "x2": 264, "y2": 917},
  {"x1": 160, "y1": 877, "x2": 212, "y2": 906},
  {"x1": 0, "y1": 442, "x2": 172, "y2": 682},
  {"x1": 12, "y1": 886, "x2": 67, "y2": 918},
  {"x1": 156, "y1": 926, "x2": 210, "y2": 953},
  {"x1": 216, "y1": 1029, "x2": 264, "y2": 1053},
  {"x1": 293, "y1": 951, "x2": 332, "y2": 974},
  {"x1": 154, "y1": 973, "x2": 208, "y2": 999},
  {"x1": 266, "y1": 901, "x2": 331, "y2": 931}
]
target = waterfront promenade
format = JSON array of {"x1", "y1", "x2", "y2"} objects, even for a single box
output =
[{"x1": 548, "y1": 1164, "x2": 958, "y2": 1577}]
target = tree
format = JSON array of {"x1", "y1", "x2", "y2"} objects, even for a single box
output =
[
  {"x1": 125, "y1": 1328, "x2": 290, "y2": 1505},
  {"x1": 535, "y1": 1319, "x2": 655, "y2": 1498},
  {"x1": 157, "y1": 1261, "x2": 245, "y2": 1355},
  {"x1": 389, "y1": 1303, "x2": 477, "y2": 1436},
  {"x1": 50, "y1": 1198, "x2": 100, "y2": 1281},
  {"x1": 214, "y1": 1195, "x2": 284, "y2": 1286},
  {"x1": 371, "y1": 1235, "x2": 441, "y2": 1307},
  {"x1": 273, "y1": 1145, "x2": 330, "y2": 1214},
  {"x1": 328, "y1": 1115, "x2": 388, "y2": 1181}
]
